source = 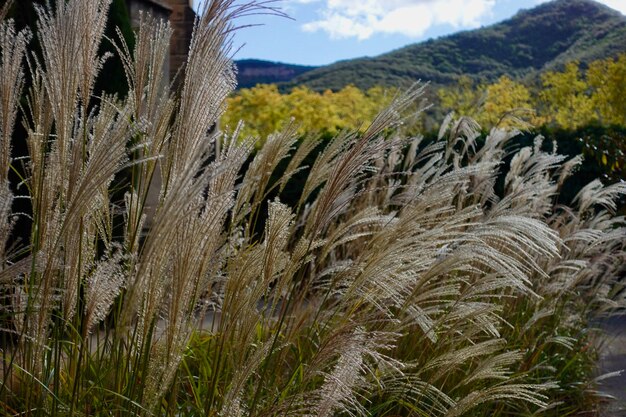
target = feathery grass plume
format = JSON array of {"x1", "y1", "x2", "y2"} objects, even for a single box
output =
[
  {"x1": 33, "y1": 0, "x2": 111, "y2": 177},
  {"x1": 286, "y1": 119, "x2": 554, "y2": 416},
  {"x1": 114, "y1": 13, "x2": 175, "y2": 239},
  {"x1": 297, "y1": 129, "x2": 355, "y2": 210},
  {"x1": 0, "y1": 13, "x2": 31, "y2": 266},
  {"x1": 118, "y1": 2, "x2": 228, "y2": 323},
  {"x1": 303, "y1": 85, "x2": 425, "y2": 240},
  {"x1": 445, "y1": 382, "x2": 557, "y2": 417},
  {"x1": 312, "y1": 327, "x2": 394, "y2": 417},
  {"x1": 116, "y1": 13, "x2": 172, "y2": 120},
  {"x1": 1, "y1": 0, "x2": 626, "y2": 414},
  {"x1": 574, "y1": 179, "x2": 626, "y2": 216},
  {"x1": 118, "y1": 2, "x2": 281, "y2": 410},
  {"x1": 119, "y1": 0, "x2": 259, "y2": 327},
  {"x1": 0, "y1": 16, "x2": 31, "y2": 179},
  {"x1": 233, "y1": 121, "x2": 299, "y2": 227},
  {"x1": 3, "y1": 1, "x2": 121, "y2": 395},
  {"x1": 59, "y1": 98, "x2": 130, "y2": 321},
  {"x1": 142, "y1": 137, "x2": 253, "y2": 408},
  {"x1": 220, "y1": 342, "x2": 271, "y2": 417},
  {"x1": 83, "y1": 246, "x2": 126, "y2": 335},
  {"x1": 111, "y1": 16, "x2": 180, "y2": 335},
  {"x1": 279, "y1": 133, "x2": 323, "y2": 194}
]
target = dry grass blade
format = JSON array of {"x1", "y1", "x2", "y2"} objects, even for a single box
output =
[{"x1": 0, "y1": 1, "x2": 625, "y2": 416}]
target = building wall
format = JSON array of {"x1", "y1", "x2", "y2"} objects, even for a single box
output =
[
  {"x1": 127, "y1": 1, "x2": 172, "y2": 81},
  {"x1": 123, "y1": 0, "x2": 195, "y2": 231},
  {"x1": 167, "y1": 0, "x2": 196, "y2": 83},
  {"x1": 124, "y1": 0, "x2": 196, "y2": 83},
  {"x1": 126, "y1": 1, "x2": 173, "y2": 32}
]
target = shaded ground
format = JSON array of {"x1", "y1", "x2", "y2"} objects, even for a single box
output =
[{"x1": 596, "y1": 316, "x2": 626, "y2": 416}]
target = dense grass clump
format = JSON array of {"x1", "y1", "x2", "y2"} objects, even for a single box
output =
[{"x1": 0, "y1": 1, "x2": 625, "y2": 416}]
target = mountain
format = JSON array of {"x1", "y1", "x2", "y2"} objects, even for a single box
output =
[
  {"x1": 234, "y1": 59, "x2": 318, "y2": 89},
  {"x1": 238, "y1": 0, "x2": 626, "y2": 92}
]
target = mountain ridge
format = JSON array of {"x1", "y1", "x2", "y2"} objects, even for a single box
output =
[
  {"x1": 235, "y1": 59, "x2": 319, "y2": 89},
  {"x1": 234, "y1": 0, "x2": 626, "y2": 91}
]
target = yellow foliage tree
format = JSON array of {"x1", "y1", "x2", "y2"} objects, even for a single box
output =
[
  {"x1": 437, "y1": 76, "x2": 484, "y2": 121},
  {"x1": 284, "y1": 86, "x2": 340, "y2": 134},
  {"x1": 438, "y1": 75, "x2": 540, "y2": 129},
  {"x1": 330, "y1": 85, "x2": 370, "y2": 130},
  {"x1": 587, "y1": 53, "x2": 626, "y2": 126},
  {"x1": 482, "y1": 75, "x2": 536, "y2": 127},
  {"x1": 221, "y1": 84, "x2": 289, "y2": 139},
  {"x1": 222, "y1": 84, "x2": 397, "y2": 141},
  {"x1": 331, "y1": 85, "x2": 397, "y2": 130},
  {"x1": 224, "y1": 55, "x2": 625, "y2": 142},
  {"x1": 540, "y1": 61, "x2": 595, "y2": 129}
]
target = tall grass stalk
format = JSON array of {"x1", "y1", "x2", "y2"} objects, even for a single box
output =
[{"x1": 0, "y1": 0, "x2": 624, "y2": 416}]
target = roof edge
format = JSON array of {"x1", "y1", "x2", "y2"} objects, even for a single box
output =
[{"x1": 139, "y1": 0, "x2": 173, "y2": 12}]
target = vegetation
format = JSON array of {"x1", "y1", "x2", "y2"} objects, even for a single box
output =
[
  {"x1": 1, "y1": 1, "x2": 625, "y2": 417},
  {"x1": 435, "y1": 55, "x2": 626, "y2": 181},
  {"x1": 225, "y1": 52, "x2": 626, "y2": 144},
  {"x1": 222, "y1": 84, "x2": 399, "y2": 139},
  {"x1": 437, "y1": 54, "x2": 626, "y2": 129}
]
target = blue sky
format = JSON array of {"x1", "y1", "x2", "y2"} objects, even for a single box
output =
[{"x1": 193, "y1": 0, "x2": 626, "y2": 66}]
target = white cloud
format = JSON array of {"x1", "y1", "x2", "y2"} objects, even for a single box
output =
[
  {"x1": 301, "y1": 0, "x2": 496, "y2": 40},
  {"x1": 599, "y1": 0, "x2": 626, "y2": 15},
  {"x1": 300, "y1": 0, "x2": 626, "y2": 40}
]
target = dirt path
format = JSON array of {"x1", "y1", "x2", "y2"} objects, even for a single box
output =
[{"x1": 597, "y1": 316, "x2": 626, "y2": 416}]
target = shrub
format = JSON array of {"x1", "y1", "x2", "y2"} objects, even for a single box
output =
[{"x1": 0, "y1": 1, "x2": 625, "y2": 416}]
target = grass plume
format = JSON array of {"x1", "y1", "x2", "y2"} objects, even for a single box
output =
[{"x1": 0, "y1": 1, "x2": 624, "y2": 416}]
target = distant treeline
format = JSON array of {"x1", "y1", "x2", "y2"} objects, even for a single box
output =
[
  {"x1": 221, "y1": 84, "x2": 398, "y2": 139},
  {"x1": 438, "y1": 54, "x2": 626, "y2": 129},
  {"x1": 223, "y1": 54, "x2": 626, "y2": 182},
  {"x1": 225, "y1": 53, "x2": 626, "y2": 140}
]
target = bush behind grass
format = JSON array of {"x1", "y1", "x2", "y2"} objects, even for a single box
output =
[{"x1": 0, "y1": 1, "x2": 625, "y2": 416}]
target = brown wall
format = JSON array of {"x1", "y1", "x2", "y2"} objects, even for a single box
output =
[
  {"x1": 126, "y1": 1, "x2": 173, "y2": 81},
  {"x1": 166, "y1": 0, "x2": 196, "y2": 83},
  {"x1": 124, "y1": 0, "x2": 195, "y2": 83}
]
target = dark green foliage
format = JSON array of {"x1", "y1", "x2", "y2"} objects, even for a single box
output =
[
  {"x1": 569, "y1": 124, "x2": 626, "y2": 182},
  {"x1": 282, "y1": 0, "x2": 626, "y2": 92}
]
